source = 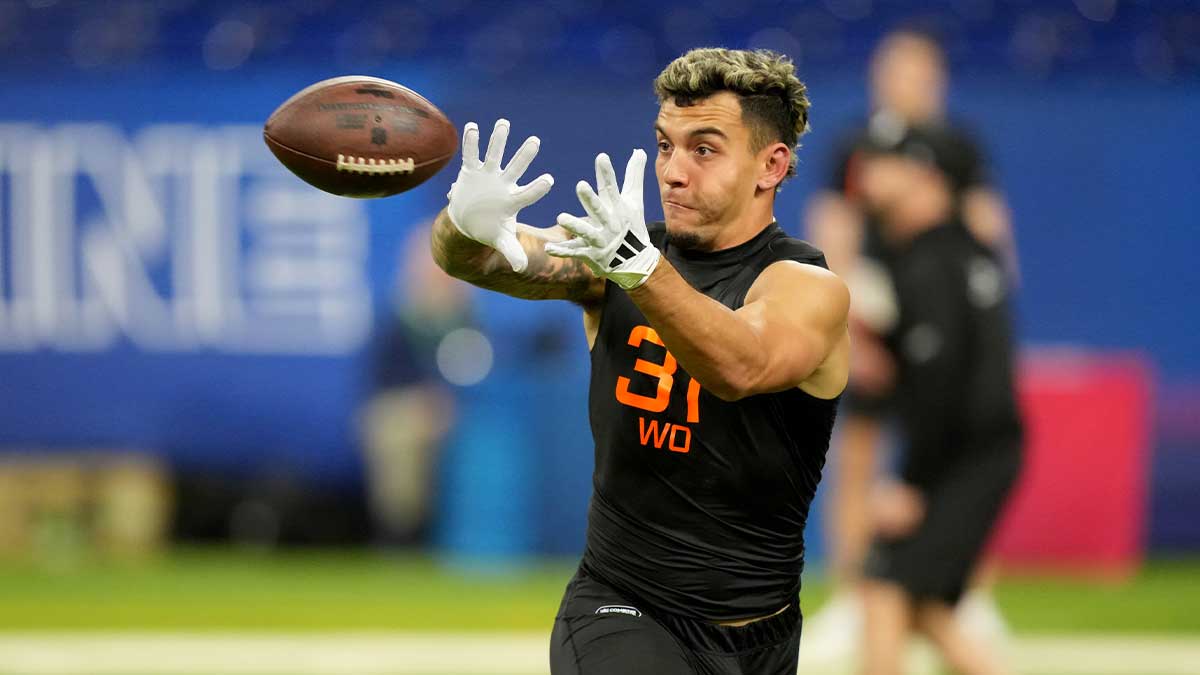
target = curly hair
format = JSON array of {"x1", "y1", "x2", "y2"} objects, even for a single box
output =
[{"x1": 653, "y1": 48, "x2": 811, "y2": 180}]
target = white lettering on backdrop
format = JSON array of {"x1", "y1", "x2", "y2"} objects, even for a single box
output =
[{"x1": 0, "y1": 124, "x2": 371, "y2": 354}]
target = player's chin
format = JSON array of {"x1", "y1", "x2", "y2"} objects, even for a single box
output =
[
  {"x1": 663, "y1": 202, "x2": 700, "y2": 230},
  {"x1": 662, "y1": 217, "x2": 692, "y2": 242},
  {"x1": 663, "y1": 220, "x2": 709, "y2": 251}
]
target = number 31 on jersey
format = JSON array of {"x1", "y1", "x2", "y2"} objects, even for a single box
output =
[{"x1": 614, "y1": 325, "x2": 700, "y2": 453}]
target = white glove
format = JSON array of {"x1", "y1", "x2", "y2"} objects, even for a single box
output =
[
  {"x1": 446, "y1": 119, "x2": 554, "y2": 273},
  {"x1": 545, "y1": 150, "x2": 660, "y2": 290}
]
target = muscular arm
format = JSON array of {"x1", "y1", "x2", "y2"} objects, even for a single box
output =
[
  {"x1": 627, "y1": 258, "x2": 850, "y2": 401},
  {"x1": 430, "y1": 208, "x2": 605, "y2": 305}
]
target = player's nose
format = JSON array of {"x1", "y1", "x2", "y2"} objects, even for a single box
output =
[{"x1": 659, "y1": 150, "x2": 688, "y2": 189}]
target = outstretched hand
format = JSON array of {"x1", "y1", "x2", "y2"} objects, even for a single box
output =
[
  {"x1": 446, "y1": 119, "x2": 554, "y2": 272},
  {"x1": 545, "y1": 150, "x2": 660, "y2": 290}
]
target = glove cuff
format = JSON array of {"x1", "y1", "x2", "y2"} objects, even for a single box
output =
[{"x1": 610, "y1": 246, "x2": 661, "y2": 290}]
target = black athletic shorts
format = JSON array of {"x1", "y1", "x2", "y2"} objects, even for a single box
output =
[
  {"x1": 549, "y1": 565, "x2": 802, "y2": 675},
  {"x1": 864, "y1": 444, "x2": 1021, "y2": 605}
]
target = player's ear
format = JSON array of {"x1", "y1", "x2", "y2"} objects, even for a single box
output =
[{"x1": 757, "y1": 142, "x2": 790, "y2": 191}]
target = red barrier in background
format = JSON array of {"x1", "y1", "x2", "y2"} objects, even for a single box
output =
[{"x1": 990, "y1": 350, "x2": 1154, "y2": 578}]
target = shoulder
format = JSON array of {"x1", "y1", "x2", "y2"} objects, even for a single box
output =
[
  {"x1": 742, "y1": 229, "x2": 839, "y2": 302},
  {"x1": 748, "y1": 258, "x2": 849, "y2": 316},
  {"x1": 764, "y1": 232, "x2": 830, "y2": 270}
]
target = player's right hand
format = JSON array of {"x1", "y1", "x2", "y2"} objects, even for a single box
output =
[{"x1": 446, "y1": 119, "x2": 554, "y2": 273}]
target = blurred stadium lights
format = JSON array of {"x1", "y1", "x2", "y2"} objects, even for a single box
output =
[
  {"x1": 0, "y1": 0, "x2": 1195, "y2": 81},
  {"x1": 202, "y1": 18, "x2": 255, "y2": 71},
  {"x1": 436, "y1": 328, "x2": 494, "y2": 387}
]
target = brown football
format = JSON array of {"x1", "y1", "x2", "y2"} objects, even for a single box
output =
[{"x1": 264, "y1": 76, "x2": 458, "y2": 198}]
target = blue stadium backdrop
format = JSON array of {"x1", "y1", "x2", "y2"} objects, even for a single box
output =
[{"x1": 1, "y1": 0, "x2": 1198, "y2": 559}]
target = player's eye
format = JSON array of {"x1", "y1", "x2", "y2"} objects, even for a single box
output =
[
  {"x1": 695, "y1": 146, "x2": 714, "y2": 157},
  {"x1": 657, "y1": 140, "x2": 671, "y2": 153}
]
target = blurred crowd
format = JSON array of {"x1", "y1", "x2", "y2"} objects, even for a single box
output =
[{"x1": 2, "y1": 0, "x2": 1199, "y2": 81}]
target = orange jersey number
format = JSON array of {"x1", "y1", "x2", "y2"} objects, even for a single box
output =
[{"x1": 615, "y1": 325, "x2": 701, "y2": 422}]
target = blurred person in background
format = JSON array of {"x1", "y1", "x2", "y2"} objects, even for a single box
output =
[
  {"x1": 432, "y1": 48, "x2": 849, "y2": 675},
  {"x1": 360, "y1": 226, "x2": 466, "y2": 546},
  {"x1": 853, "y1": 128, "x2": 1022, "y2": 675},
  {"x1": 803, "y1": 27, "x2": 1018, "y2": 659}
]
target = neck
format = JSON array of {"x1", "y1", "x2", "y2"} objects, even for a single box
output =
[{"x1": 707, "y1": 193, "x2": 776, "y2": 251}]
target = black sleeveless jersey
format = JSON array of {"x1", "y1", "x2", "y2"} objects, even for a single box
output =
[{"x1": 581, "y1": 221, "x2": 840, "y2": 622}]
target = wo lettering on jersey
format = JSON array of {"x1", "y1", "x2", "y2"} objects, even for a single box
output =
[
  {"x1": 615, "y1": 325, "x2": 700, "y2": 453},
  {"x1": 638, "y1": 417, "x2": 692, "y2": 453}
]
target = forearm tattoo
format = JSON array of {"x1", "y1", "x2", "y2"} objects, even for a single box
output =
[{"x1": 430, "y1": 210, "x2": 602, "y2": 304}]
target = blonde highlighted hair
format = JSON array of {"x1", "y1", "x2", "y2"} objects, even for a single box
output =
[{"x1": 654, "y1": 47, "x2": 811, "y2": 180}]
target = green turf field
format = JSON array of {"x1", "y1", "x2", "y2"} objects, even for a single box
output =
[{"x1": 0, "y1": 547, "x2": 1194, "y2": 634}]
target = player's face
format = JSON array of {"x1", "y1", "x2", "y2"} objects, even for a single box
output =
[{"x1": 654, "y1": 92, "x2": 762, "y2": 249}]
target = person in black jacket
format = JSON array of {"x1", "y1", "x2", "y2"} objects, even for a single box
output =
[
  {"x1": 853, "y1": 127, "x2": 1022, "y2": 675},
  {"x1": 802, "y1": 29, "x2": 1018, "y2": 663}
]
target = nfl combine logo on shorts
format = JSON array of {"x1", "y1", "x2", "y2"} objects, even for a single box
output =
[{"x1": 595, "y1": 605, "x2": 642, "y2": 618}]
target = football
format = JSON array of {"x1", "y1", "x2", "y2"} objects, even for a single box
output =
[{"x1": 264, "y1": 76, "x2": 458, "y2": 198}]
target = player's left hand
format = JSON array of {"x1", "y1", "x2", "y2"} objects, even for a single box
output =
[{"x1": 545, "y1": 150, "x2": 660, "y2": 290}]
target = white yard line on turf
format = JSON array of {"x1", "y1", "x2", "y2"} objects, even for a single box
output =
[
  {"x1": 1016, "y1": 636, "x2": 1200, "y2": 675},
  {"x1": 0, "y1": 634, "x2": 545, "y2": 675},
  {"x1": 0, "y1": 633, "x2": 1196, "y2": 675}
]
